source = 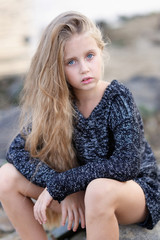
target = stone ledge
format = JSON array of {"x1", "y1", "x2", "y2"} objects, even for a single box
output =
[
  {"x1": 119, "y1": 223, "x2": 160, "y2": 240},
  {"x1": 0, "y1": 206, "x2": 160, "y2": 240},
  {"x1": 50, "y1": 221, "x2": 160, "y2": 240}
]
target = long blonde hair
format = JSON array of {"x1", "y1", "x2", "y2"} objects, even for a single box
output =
[{"x1": 20, "y1": 11, "x2": 105, "y2": 172}]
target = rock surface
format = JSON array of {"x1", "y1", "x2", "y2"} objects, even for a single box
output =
[
  {"x1": 0, "y1": 107, "x2": 20, "y2": 161},
  {"x1": 1, "y1": 205, "x2": 160, "y2": 240},
  {"x1": 50, "y1": 222, "x2": 160, "y2": 239},
  {"x1": 119, "y1": 224, "x2": 160, "y2": 240},
  {"x1": 0, "y1": 208, "x2": 20, "y2": 240}
]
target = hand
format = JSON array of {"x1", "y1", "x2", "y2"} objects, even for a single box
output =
[
  {"x1": 61, "y1": 191, "x2": 85, "y2": 232},
  {"x1": 33, "y1": 188, "x2": 53, "y2": 225}
]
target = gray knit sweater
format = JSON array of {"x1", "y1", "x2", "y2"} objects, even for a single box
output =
[{"x1": 6, "y1": 80, "x2": 160, "y2": 229}]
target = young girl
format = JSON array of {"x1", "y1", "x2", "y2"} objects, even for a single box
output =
[{"x1": 0, "y1": 11, "x2": 159, "y2": 240}]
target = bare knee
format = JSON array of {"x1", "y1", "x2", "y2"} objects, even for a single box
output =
[
  {"x1": 85, "y1": 178, "x2": 118, "y2": 207},
  {"x1": 0, "y1": 163, "x2": 21, "y2": 199},
  {"x1": 85, "y1": 179, "x2": 118, "y2": 219}
]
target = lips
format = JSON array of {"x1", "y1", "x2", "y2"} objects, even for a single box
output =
[{"x1": 81, "y1": 77, "x2": 93, "y2": 83}]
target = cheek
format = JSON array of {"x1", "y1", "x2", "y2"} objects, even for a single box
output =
[
  {"x1": 64, "y1": 68, "x2": 71, "y2": 79},
  {"x1": 98, "y1": 58, "x2": 103, "y2": 74},
  {"x1": 94, "y1": 59, "x2": 102, "y2": 76},
  {"x1": 64, "y1": 68, "x2": 75, "y2": 84}
]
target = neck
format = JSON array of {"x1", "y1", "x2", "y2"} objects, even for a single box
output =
[
  {"x1": 72, "y1": 80, "x2": 110, "y2": 119},
  {"x1": 74, "y1": 81, "x2": 102, "y2": 106}
]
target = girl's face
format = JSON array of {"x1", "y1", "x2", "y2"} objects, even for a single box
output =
[{"x1": 64, "y1": 33, "x2": 102, "y2": 93}]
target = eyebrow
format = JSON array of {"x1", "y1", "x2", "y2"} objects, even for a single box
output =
[
  {"x1": 64, "y1": 49, "x2": 97, "y2": 63},
  {"x1": 64, "y1": 56, "x2": 77, "y2": 63}
]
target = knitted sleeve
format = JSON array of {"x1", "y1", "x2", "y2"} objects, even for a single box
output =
[
  {"x1": 46, "y1": 89, "x2": 144, "y2": 202},
  {"x1": 6, "y1": 133, "x2": 58, "y2": 188}
]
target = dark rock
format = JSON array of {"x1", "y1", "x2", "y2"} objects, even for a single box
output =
[
  {"x1": 125, "y1": 76, "x2": 160, "y2": 112},
  {"x1": 0, "y1": 107, "x2": 20, "y2": 161}
]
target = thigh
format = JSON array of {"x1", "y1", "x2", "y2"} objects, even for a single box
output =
[
  {"x1": 114, "y1": 180, "x2": 148, "y2": 225},
  {"x1": 85, "y1": 178, "x2": 147, "y2": 225}
]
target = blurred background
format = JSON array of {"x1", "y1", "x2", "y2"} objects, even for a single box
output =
[
  {"x1": 0, "y1": 1, "x2": 160, "y2": 239},
  {"x1": 0, "y1": 0, "x2": 160, "y2": 163}
]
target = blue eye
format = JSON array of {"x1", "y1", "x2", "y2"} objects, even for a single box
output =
[
  {"x1": 87, "y1": 53, "x2": 94, "y2": 59},
  {"x1": 68, "y1": 59, "x2": 75, "y2": 65}
]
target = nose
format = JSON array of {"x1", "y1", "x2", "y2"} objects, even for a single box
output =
[{"x1": 79, "y1": 60, "x2": 89, "y2": 74}]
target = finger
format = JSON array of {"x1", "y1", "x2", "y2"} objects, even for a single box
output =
[
  {"x1": 34, "y1": 202, "x2": 43, "y2": 225},
  {"x1": 40, "y1": 204, "x2": 47, "y2": 224},
  {"x1": 79, "y1": 208, "x2": 85, "y2": 229},
  {"x1": 67, "y1": 209, "x2": 74, "y2": 230},
  {"x1": 61, "y1": 207, "x2": 67, "y2": 226},
  {"x1": 72, "y1": 209, "x2": 79, "y2": 232},
  {"x1": 34, "y1": 198, "x2": 45, "y2": 225}
]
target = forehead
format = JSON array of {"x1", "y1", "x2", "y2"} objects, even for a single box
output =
[{"x1": 64, "y1": 33, "x2": 99, "y2": 58}]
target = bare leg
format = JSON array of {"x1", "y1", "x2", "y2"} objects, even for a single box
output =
[
  {"x1": 85, "y1": 178, "x2": 147, "y2": 240},
  {"x1": 0, "y1": 163, "x2": 60, "y2": 240}
]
